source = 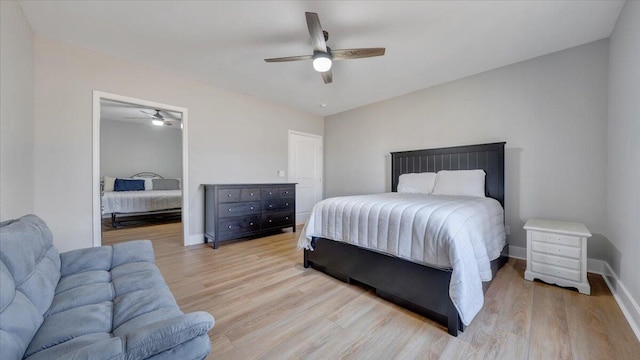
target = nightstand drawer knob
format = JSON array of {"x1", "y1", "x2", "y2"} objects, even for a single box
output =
[
  {"x1": 250, "y1": 222, "x2": 254, "y2": 226},
  {"x1": 269, "y1": 219, "x2": 272, "y2": 223},
  {"x1": 228, "y1": 225, "x2": 232, "y2": 229},
  {"x1": 250, "y1": 207, "x2": 254, "y2": 210},
  {"x1": 285, "y1": 203, "x2": 289, "y2": 206},
  {"x1": 228, "y1": 194, "x2": 232, "y2": 197},
  {"x1": 250, "y1": 193, "x2": 254, "y2": 196},
  {"x1": 285, "y1": 217, "x2": 289, "y2": 220}
]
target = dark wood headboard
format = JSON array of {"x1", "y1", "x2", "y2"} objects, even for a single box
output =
[{"x1": 391, "y1": 142, "x2": 506, "y2": 207}]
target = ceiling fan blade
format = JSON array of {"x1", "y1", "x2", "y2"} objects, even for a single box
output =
[
  {"x1": 305, "y1": 12, "x2": 327, "y2": 52},
  {"x1": 321, "y1": 69, "x2": 333, "y2": 84},
  {"x1": 123, "y1": 117, "x2": 152, "y2": 120},
  {"x1": 264, "y1": 55, "x2": 313, "y2": 62},
  {"x1": 330, "y1": 48, "x2": 386, "y2": 61},
  {"x1": 158, "y1": 110, "x2": 181, "y2": 120}
]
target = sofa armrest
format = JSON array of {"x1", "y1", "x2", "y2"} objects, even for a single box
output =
[
  {"x1": 121, "y1": 312, "x2": 215, "y2": 360},
  {"x1": 59, "y1": 246, "x2": 113, "y2": 276}
]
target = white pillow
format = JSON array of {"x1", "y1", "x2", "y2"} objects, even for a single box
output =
[
  {"x1": 432, "y1": 170, "x2": 486, "y2": 197},
  {"x1": 103, "y1": 176, "x2": 116, "y2": 192},
  {"x1": 397, "y1": 172, "x2": 437, "y2": 194}
]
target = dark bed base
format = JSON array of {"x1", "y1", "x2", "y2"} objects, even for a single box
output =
[
  {"x1": 304, "y1": 237, "x2": 508, "y2": 336},
  {"x1": 110, "y1": 208, "x2": 181, "y2": 228}
]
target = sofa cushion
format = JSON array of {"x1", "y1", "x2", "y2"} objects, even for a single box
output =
[{"x1": 0, "y1": 215, "x2": 61, "y2": 359}]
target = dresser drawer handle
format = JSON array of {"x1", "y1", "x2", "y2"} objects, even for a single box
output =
[
  {"x1": 250, "y1": 222, "x2": 254, "y2": 226},
  {"x1": 269, "y1": 192, "x2": 272, "y2": 195},
  {"x1": 269, "y1": 205, "x2": 273, "y2": 208},
  {"x1": 228, "y1": 209, "x2": 232, "y2": 212},
  {"x1": 285, "y1": 191, "x2": 289, "y2": 194},
  {"x1": 228, "y1": 194, "x2": 232, "y2": 197},
  {"x1": 228, "y1": 225, "x2": 232, "y2": 229},
  {"x1": 285, "y1": 203, "x2": 289, "y2": 206},
  {"x1": 269, "y1": 219, "x2": 272, "y2": 223},
  {"x1": 250, "y1": 206, "x2": 254, "y2": 210},
  {"x1": 285, "y1": 217, "x2": 289, "y2": 220},
  {"x1": 250, "y1": 193, "x2": 254, "y2": 196}
]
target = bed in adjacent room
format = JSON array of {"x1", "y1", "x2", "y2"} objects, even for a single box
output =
[
  {"x1": 101, "y1": 172, "x2": 182, "y2": 228},
  {"x1": 298, "y1": 142, "x2": 508, "y2": 336}
]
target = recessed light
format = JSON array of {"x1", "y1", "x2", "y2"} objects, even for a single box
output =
[
  {"x1": 319, "y1": 103, "x2": 327, "y2": 108},
  {"x1": 152, "y1": 120, "x2": 164, "y2": 126}
]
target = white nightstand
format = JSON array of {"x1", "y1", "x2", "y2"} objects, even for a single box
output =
[{"x1": 524, "y1": 219, "x2": 591, "y2": 295}]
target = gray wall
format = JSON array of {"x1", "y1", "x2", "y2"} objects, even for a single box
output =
[
  {"x1": 324, "y1": 40, "x2": 610, "y2": 258},
  {"x1": 100, "y1": 120, "x2": 182, "y2": 179},
  {"x1": 0, "y1": 1, "x2": 35, "y2": 220},
  {"x1": 607, "y1": 0, "x2": 640, "y2": 326},
  {"x1": 33, "y1": 35, "x2": 323, "y2": 252}
]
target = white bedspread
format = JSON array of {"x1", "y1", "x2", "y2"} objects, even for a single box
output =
[
  {"x1": 298, "y1": 192, "x2": 505, "y2": 325},
  {"x1": 102, "y1": 190, "x2": 182, "y2": 214}
]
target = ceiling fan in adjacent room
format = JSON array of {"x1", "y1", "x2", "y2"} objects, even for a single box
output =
[
  {"x1": 264, "y1": 12, "x2": 386, "y2": 84},
  {"x1": 124, "y1": 109, "x2": 180, "y2": 126}
]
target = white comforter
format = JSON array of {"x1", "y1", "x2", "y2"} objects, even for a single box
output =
[
  {"x1": 102, "y1": 190, "x2": 182, "y2": 214},
  {"x1": 298, "y1": 192, "x2": 505, "y2": 325}
]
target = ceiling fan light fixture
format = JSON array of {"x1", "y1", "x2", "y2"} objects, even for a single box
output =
[
  {"x1": 152, "y1": 119, "x2": 164, "y2": 126},
  {"x1": 312, "y1": 52, "x2": 332, "y2": 72}
]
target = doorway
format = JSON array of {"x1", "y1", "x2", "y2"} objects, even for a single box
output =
[
  {"x1": 288, "y1": 130, "x2": 323, "y2": 224},
  {"x1": 92, "y1": 91, "x2": 189, "y2": 247}
]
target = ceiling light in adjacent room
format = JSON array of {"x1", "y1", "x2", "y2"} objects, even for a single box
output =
[
  {"x1": 312, "y1": 52, "x2": 332, "y2": 72},
  {"x1": 152, "y1": 120, "x2": 164, "y2": 126}
]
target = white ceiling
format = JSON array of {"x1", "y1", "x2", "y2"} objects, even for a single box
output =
[
  {"x1": 101, "y1": 99, "x2": 182, "y2": 129},
  {"x1": 20, "y1": 1, "x2": 624, "y2": 116}
]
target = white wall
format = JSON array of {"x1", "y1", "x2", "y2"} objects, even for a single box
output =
[
  {"x1": 324, "y1": 40, "x2": 610, "y2": 258},
  {"x1": 33, "y1": 35, "x2": 323, "y2": 252},
  {"x1": 0, "y1": 1, "x2": 35, "y2": 220},
  {"x1": 100, "y1": 120, "x2": 182, "y2": 179},
  {"x1": 607, "y1": 0, "x2": 640, "y2": 328}
]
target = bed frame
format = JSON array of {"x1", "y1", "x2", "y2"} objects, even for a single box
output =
[{"x1": 303, "y1": 142, "x2": 507, "y2": 336}]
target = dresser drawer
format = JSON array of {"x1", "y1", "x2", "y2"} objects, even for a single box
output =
[
  {"x1": 531, "y1": 252, "x2": 580, "y2": 270},
  {"x1": 219, "y1": 216, "x2": 260, "y2": 238},
  {"x1": 240, "y1": 188, "x2": 261, "y2": 202},
  {"x1": 531, "y1": 231, "x2": 580, "y2": 247},
  {"x1": 279, "y1": 186, "x2": 295, "y2": 198},
  {"x1": 263, "y1": 198, "x2": 294, "y2": 212},
  {"x1": 218, "y1": 201, "x2": 260, "y2": 218},
  {"x1": 531, "y1": 241, "x2": 580, "y2": 259},
  {"x1": 262, "y1": 211, "x2": 294, "y2": 229},
  {"x1": 261, "y1": 188, "x2": 280, "y2": 200},
  {"x1": 531, "y1": 262, "x2": 581, "y2": 282},
  {"x1": 219, "y1": 189, "x2": 240, "y2": 203}
]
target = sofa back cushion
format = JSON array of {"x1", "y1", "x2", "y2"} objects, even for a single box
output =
[{"x1": 0, "y1": 215, "x2": 61, "y2": 360}]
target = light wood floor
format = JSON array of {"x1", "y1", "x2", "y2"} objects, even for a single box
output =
[{"x1": 103, "y1": 223, "x2": 640, "y2": 359}]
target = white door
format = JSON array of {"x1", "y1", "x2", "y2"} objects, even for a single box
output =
[{"x1": 288, "y1": 131, "x2": 323, "y2": 224}]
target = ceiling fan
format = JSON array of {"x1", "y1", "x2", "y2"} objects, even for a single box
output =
[
  {"x1": 124, "y1": 109, "x2": 181, "y2": 126},
  {"x1": 264, "y1": 12, "x2": 385, "y2": 84}
]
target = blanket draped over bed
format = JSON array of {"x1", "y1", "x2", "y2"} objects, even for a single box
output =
[
  {"x1": 298, "y1": 192, "x2": 506, "y2": 325},
  {"x1": 102, "y1": 189, "x2": 182, "y2": 214}
]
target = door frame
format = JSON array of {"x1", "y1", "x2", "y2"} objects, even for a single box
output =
[
  {"x1": 288, "y1": 130, "x2": 323, "y2": 223},
  {"x1": 92, "y1": 91, "x2": 189, "y2": 247}
]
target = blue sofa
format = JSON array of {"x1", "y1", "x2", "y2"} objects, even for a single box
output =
[{"x1": 0, "y1": 215, "x2": 214, "y2": 360}]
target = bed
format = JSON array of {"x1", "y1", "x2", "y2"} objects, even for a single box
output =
[
  {"x1": 299, "y1": 142, "x2": 508, "y2": 336},
  {"x1": 101, "y1": 172, "x2": 182, "y2": 228}
]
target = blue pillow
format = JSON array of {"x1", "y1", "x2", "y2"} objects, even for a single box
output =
[{"x1": 114, "y1": 178, "x2": 145, "y2": 191}]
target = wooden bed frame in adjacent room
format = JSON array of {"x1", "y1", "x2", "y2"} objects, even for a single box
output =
[{"x1": 303, "y1": 142, "x2": 508, "y2": 336}]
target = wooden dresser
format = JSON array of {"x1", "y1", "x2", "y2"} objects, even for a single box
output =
[
  {"x1": 204, "y1": 183, "x2": 296, "y2": 249},
  {"x1": 524, "y1": 218, "x2": 591, "y2": 295}
]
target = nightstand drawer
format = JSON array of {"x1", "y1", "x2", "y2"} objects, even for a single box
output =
[
  {"x1": 531, "y1": 262, "x2": 581, "y2": 282},
  {"x1": 531, "y1": 231, "x2": 580, "y2": 247},
  {"x1": 531, "y1": 241, "x2": 580, "y2": 259},
  {"x1": 531, "y1": 252, "x2": 580, "y2": 270}
]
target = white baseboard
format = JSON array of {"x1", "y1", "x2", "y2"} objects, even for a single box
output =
[
  {"x1": 600, "y1": 262, "x2": 640, "y2": 342},
  {"x1": 508, "y1": 245, "x2": 640, "y2": 342},
  {"x1": 186, "y1": 233, "x2": 205, "y2": 246}
]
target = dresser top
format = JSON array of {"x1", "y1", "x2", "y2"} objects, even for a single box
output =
[{"x1": 524, "y1": 218, "x2": 591, "y2": 237}]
